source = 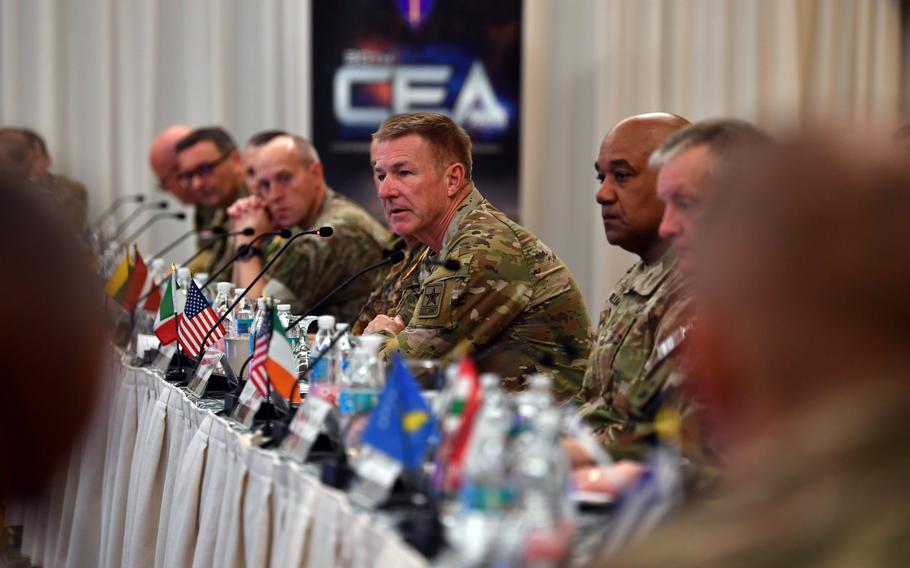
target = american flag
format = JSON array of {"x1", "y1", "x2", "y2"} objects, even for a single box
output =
[
  {"x1": 178, "y1": 281, "x2": 225, "y2": 357},
  {"x1": 248, "y1": 304, "x2": 272, "y2": 397}
]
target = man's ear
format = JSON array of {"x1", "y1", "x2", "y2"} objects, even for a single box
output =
[
  {"x1": 310, "y1": 161, "x2": 325, "y2": 182},
  {"x1": 445, "y1": 162, "x2": 466, "y2": 197}
]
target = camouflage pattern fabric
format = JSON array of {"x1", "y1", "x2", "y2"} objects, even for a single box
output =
[
  {"x1": 187, "y1": 207, "x2": 233, "y2": 275},
  {"x1": 263, "y1": 188, "x2": 390, "y2": 320},
  {"x1": 578, "y1": 247, "x2": 694, "y2": 457},
  {"x1": 193, "y1": 204, "x2": 218, "y2": 248},
  {"x1": 351, "y1": 238, "x2": 429, "y2": 335},
  {"x1": 377, "y1": 187, "x2": 592, "y2": 400},
  {"x1": 602, "y1": 384, "x2": 910, "y2": 567},
  {"x1": 40, "y1": 173, "x2": 87, "y2": 231}
]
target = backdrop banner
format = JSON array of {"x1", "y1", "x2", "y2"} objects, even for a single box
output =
[{"x1": 312, "y1": 0, "x2": 522, "y2": 221}]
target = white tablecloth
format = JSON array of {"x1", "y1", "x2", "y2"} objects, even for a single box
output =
[{"x1": 5, "y1": 352, "x2": 426, "y2": 568}]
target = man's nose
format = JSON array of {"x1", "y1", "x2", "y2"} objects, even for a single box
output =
[{"x1": 596, "y1": 180, "x2": 617, "y2": 205}]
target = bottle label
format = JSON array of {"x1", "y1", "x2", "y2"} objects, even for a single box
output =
[
  {"x1": 236, "y1": 318, "x2": 252, "y2": 335},
  {"x1": 309, "y1": 358, "x2": 328, "y2": 385},
  {"x1": 338, "y1": 391, "x2": 377, "y2": 415},
  {"x1": 458, "y1": 483, "x2": 515, "y2": 512}
]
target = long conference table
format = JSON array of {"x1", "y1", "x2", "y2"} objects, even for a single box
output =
[{"x1": 4, "y1": 348, "x2": 426, "y2": 567}]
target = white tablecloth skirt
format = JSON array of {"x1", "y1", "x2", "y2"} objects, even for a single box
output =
[{"x1": 5, "y1": 351, "x2": 425, "y2": 568}]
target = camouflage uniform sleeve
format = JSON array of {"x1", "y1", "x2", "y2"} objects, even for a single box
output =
[{"x1": 382, "y1": 246, "x2": 533, "y2": 361}]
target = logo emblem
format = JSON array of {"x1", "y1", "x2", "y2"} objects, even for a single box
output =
[
  {"x1": 395, "y1": 0, "x2": 436, "y2": 31},
  {"x1": 418, "y1": 283, "x2": 443, "y2": 318}
]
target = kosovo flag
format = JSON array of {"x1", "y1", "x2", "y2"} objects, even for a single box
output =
[{"x1": 361, "y1": 354, "x2": 437, "y2": 470}]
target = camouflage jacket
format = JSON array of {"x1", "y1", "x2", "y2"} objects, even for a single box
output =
[
  {"x1": 351, "y1": 238, "x2": 429, "y2": 335},
  {"x1": 40, "y1": 173, "x2": 87, "y2": 231},
  {"x1": 377, "y1": 188, "x2": 592, "y2": 400},
  {"x1": 579, "y1": 247, "x2": 694, "y2": 456},
  {"x1": 188, "y1": 207, "x2": 233, "y2": 275},
  {"x1": 603, "y1": 384, "x2": 910, "y2": 567},
  {"x1": 263, "y1": 188, "x2": 390, "y2": 320}
]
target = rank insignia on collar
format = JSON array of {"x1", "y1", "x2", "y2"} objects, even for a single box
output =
[{"x1": 608, "y1": 292, "x2": 621, "y2": 305}]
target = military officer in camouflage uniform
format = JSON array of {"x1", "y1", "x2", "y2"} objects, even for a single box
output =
[
  {"x1": 0, "y1": 128, "x2": 88, "y2": 231},
  {"x1": 364, "y1": 112, "x2": 591, "y2": 399},
  {"x1": 567, "y1": 113, "x2": 692, "y2": 458},
  {"x1": 175, "y1": 127, "x2": 246, "y2": 273},
  {"x1": 601, "y1": 138, "x2": 910, "y2": 567},
  {"x1": 229, "y1": 134, "x2": 389, "y2": 320}
]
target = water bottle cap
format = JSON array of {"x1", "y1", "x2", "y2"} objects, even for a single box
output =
[
  {"x1": 335, "y1": 323, "x2": 349, "y2": 331},
  {"x1": 195, "y1": 272, "x2": 209, "y2": 282},
  {"x1": 317, "y1": 315, "x2": 336, "y2": 330},
  {"x1": 150, "y1": 258, "x2": 165, "y2": 270},
  {"x1": 480, "y1": 373, "x2": 500, "y2": 389},
  {"x1": 528, "y1": 373, "x2": 552, "y2": 391},
  {"x1": 177, "y1": 267, "x2": 191, "y2": 279},
  {"x1": 216, "y1": 282, "x2": 233, "y2": 294},
  {"x1": 358, "y1": 334, "x2": 385, "y2": 352},
  {"x1": 257, "y1": 297, "x2": 266, "y2": 307},
  {"x1": 234, "y1": 288, "x2": 245, "y2": 295},
  {"x1": 277, "y1": 304, "x2": 292, "y2": 312}
]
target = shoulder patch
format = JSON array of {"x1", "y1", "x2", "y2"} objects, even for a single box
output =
[{"x1": 417, "y1": 282, "x2": 444, "y2": 318}]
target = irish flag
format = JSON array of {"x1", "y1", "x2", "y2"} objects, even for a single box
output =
[
  {"x1": 267, "y1": 311, "x2": 301, "y2": 403},
  {"x1": 154, "y1": 273, "x2": 179, "y2": 345}
]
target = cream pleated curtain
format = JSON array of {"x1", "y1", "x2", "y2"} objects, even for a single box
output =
[
  {"x1": 0, "y1": 0, "x2": 903, "y2": 315},
  {"x1": 522, "y1": 0, "x2": 903, "y2": 316}
]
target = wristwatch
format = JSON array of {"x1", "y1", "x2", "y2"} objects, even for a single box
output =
[{"x1": 237, "y1": 245, "x2": 264, "y2": 262}]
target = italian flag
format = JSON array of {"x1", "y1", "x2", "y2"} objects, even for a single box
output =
[
  {"x1": 154, "y1": 273, "x2": 178, "y2": 345},
  {"x1": 267, "y1": 311, "x2": 301, "y2": 403}
]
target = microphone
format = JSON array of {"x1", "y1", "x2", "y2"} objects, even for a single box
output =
[
  {"x1": 288, "y1": 248, "x2": 405, "y2": 328},
  {"x1": 92, "y1": 193, "x2": 145, "y2": 228},
  {"x1": 120, "y1": 212, "x2": 187, "y2": 245},
  {"x1": 109, "y1": 200, "x2": 169, "y2": 241},
  {"x1": 200, "y1": 228, "x2": 291, "y2": 288},
  {"x1": 178, "y1": 227, "x2": 256, "y2": 267},
  {"x1": 152, "y1": 225, "x2": 227, "y2": 260},
  {"x1": 189, "y1": 226, "x2": 334, "y2": 371},
  {"x1": 422, "y1": 258, "x2": 461, "y2": 271}
]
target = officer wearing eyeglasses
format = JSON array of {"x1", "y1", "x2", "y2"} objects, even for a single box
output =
[{"x1": 175, "y1": 127, "x2": 246, "y2": 273}]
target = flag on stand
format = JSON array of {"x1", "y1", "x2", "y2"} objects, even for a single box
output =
[
  {"x1": 142, "y1": 274, "x2": 163, "y2": 313},
  {"x1": 121, "y1": 246, "x2": 148, "y2": 311},
  {"x1": 104, "y1": 248, "x2": 131, "y2": 299},
  {"x1": 178, "y1": 280, "x2": 225, "y2": 357},
  {"x1": 440, "y1": 357, "x2": 482, "y2": 491},
  {"x1": 361, "y1": 354, "x2": 437, "y2": 470},
  {"x1": 154, "y1": 272, "x2": 178, "y2": 345},
  {"x1": 248, "y1": 304, "x2": 272, "y2": 397},
  {"x1": 267, "y1": 311, "x2": 301, "y2": 403}
]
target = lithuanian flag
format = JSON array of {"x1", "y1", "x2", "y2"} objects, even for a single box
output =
[
  {"x1": 267, "y1": 311, "x2": 301, "y2": 403},
  {"x1": 103, "y1": 248, "x2": 131, "y2": 299}
]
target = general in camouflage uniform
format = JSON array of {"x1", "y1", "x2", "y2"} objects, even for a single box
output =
[
  {"x1": 262, "y1": 188, "x2": 389, "y2": 320},
  {"x1": 351, "y1": 237, "x2": 429, "y2": 335},
  {"x1": 380, "y1": 188, "x2": 592, "y2": 400},
  {"x1": 579, "y1": 247, "x2": 694, "y2": 456}
]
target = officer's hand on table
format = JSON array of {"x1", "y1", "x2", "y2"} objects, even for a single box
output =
[
  {"x1": 363, "y1": 314, "x2": 405, "y2": 335},
  {"x1": 562, "y1": 437, "x2": 596, "y2": 468},
  {"x1": 572, "y1": 461, "x2": 647, "y2": 497},
  {"x1": 228, "y1": 196, "x2": 274, "y2": 246}
]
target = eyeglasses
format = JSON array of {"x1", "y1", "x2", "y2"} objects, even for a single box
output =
[{"x1": 177, "y1": 152, "x2": 232, "y2": 189}]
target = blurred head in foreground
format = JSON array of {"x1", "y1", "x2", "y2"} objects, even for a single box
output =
[
  {"x1": 0, "y1": 175, "x2": 106, "y2": 499},
  {"x1": 602, "y1": 138, "x2": 910, "y2": 565}
]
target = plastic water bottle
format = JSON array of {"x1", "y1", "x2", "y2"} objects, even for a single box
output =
[
  {"x1": 335, "y1": 323, "x2": 353, "y2": 380},
  {"x1": 212, "y1": 282, "x2": 234, "y2": 335},
  {"x1": 194, "y1": 272, "x2": 210, "y2": 298},
  {"x1": 308, "y1": 315, "x2": 338, "y2": 402},
  {"x1": 176, "y1": 267, "x2": 191, "y2": 306},
  {"x1": 233, "y1": 289, "x2": 254, "y2": 336},
  {"x1": 338, "y1": 334, "x2": 385, "y2": 415},
  {"x1": 449, "y1": 373, "x2": 515, "y2": 566},
  {"x1": 248, "y1": 297, "x2": 267, "y2": 354}
]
